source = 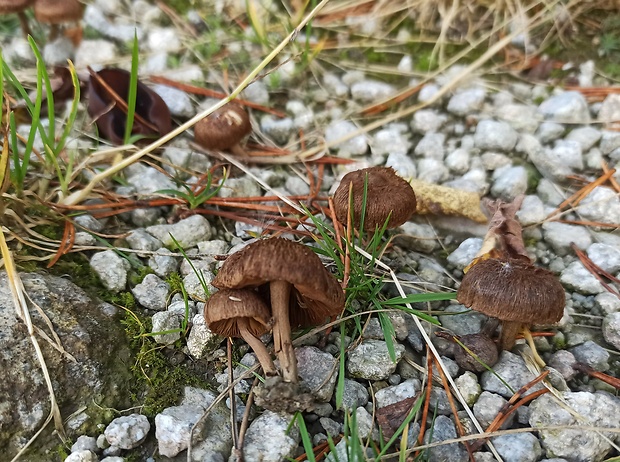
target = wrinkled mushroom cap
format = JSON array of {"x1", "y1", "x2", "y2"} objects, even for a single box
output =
[
  {"x1": 204, "y1": 288, "x2": 271, "y2": 338},
  {"x1": 457, "y1": 258, "x2": 565, "y2": 324},
  {"x1": 194, "y1": 102, "x2": 251, "y2": 151},
  {"x1": 213, "y1": 238, "x2": 345, "y2": 328},
  {"x1": 0, "y1": 0, "x2": 33, "y2": 14},
  {"x1": 34, "y1": 0, "x2": 84, "y2": 23},
  {"x1": 333, "y1": 167, "x2": 416, "y2": 231}
]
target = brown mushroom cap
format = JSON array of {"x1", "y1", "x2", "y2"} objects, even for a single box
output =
[
  {"x1": 213, "y1": 238, "x2": 345, "y2": 326},
  {"x1": 0, "y1": 0, "x2": 33, "y2": 14},
  {"x1": 204, "y1": 288, "x2": 271, "y2": 337},
  {"x1": 34, "y1": 0, "x2": 84, "y2": 23},
  {"x1": 333, "y1": 166, "x2": 416, "y2": 231},
  {"x1": 457, "y1": 257, "x2": 565, "y2": 324},
  {"x1": 194, "y1": 102, "x2": 251, "y2": 151}
]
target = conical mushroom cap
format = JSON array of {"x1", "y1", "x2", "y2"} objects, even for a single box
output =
[
  {"x1": 0, "y1": 0, "x2": 33, "y2": 14},
  {"x1": 457, "y1": 258, "x2": 565, "y2": 324},
  {"x1": 34, "y1": 0, "x2": 84, "y2": 23},
  {"x1": 213, "y1": 238, "x2": 345, "y2": 327},
  {"x1": 204, "y1": 288, "x2": 272, "y2": 338},
  {"x1": 194, "y1": 102, "x2": 251, "y2": 151},
  {"x1": 333, "y1": 167, "x2": 416, "y2": 231}
]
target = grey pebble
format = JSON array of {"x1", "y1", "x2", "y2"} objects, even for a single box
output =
[
  {"x1": 347, "y1": 340, "x2": 405, "y2": 380},
  {"x1": 132, "y1": 274, "x2": 170, "y2": 311},
  {"x1": 602, "y1": 312, "x2": 620, "y2": 349},
  {"x1": 447, "y1": 87, "x2": 486, "y2": 116},
  {"x1": 570, "y1": 340, "x2": 610, "y2": 371},
  {"x1": 474, "y1": 120, "x2": 519, "y2": 152},
  {"x1": 492, "y1": 433, "x2": 542, "y2": 462},
  {"x1": 104, "y1": 414, "x2": 150, "y2": 450},
  {"x1": 90, "y1": 250, "x2": 130, "y2": 293},
  {"x1": 538, "y1": 91, "x2": 590, "y2": 123}
]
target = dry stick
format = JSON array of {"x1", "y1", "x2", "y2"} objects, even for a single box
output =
[
  {"x1": 571, "y1": 243, "x2": 620, "y2": 297},
  {"x1": 62, "y1": 0, "x2": 332, "y2": 206},
  {"x1": 573, "y1": 363, "x2": 620, "y2": 389},
  {"x1": 415, "y1": 350, "x2": 433, "y2": 455},
  {"x1": 47, "y1": 219, "x2": 75, "y2": 268},
  {"x1": 602, "y1": 161, "x2": 620, "y2": 193},
  {"x1": 228, "y1": 339, "x2": 239, "y2": 451},
  {"x1": 236, "y1": 376, "x2": 259, "y2": 461},
  {"x1": 434, "y1": 356, "x2": 475, "y2": 462}
]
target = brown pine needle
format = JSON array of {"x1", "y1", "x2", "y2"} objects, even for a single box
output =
[
  {"x1": 547, "y1": 168, "x2": 616, "y2": 219},
  {"x1": 47, "y1": 220, "x2": 75, "y2": 268}
]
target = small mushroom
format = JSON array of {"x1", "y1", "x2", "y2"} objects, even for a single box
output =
[
  {"x1": 333, "y1": 166, "x2": 416, "y2": 231},
  {"x1": 194, "y1": 102, "x2": 251, "y2": 156},
  {"x1": 33, "y1": 0, "x2": 84, "y2": 40},
  {"x1": 0, "y1": 0, "x2": 34, "y2": 36},
  {"x1": 457, "y1": 257, "x2": 565, "y2": 353},
  {"x1": 213, "y1": 238, "x2": 345, "y2": 383},
  {"x1": 204, "y1": 288, "x2": 276, "y2": 376}
]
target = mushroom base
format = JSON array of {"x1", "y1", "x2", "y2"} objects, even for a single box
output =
[{"x1": 254, "y1": 376, "x2": 316, "y2": 413}]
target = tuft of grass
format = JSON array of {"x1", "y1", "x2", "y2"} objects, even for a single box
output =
[{"x1": 124, "y1": 30, "x2": 140, "y2": 146}]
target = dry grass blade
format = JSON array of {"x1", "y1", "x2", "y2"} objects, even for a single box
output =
[
  {"x1": 0, "y1": 228, "x2": 67, "y2": 461},
  {"x1": 47, "y1": 219, "x2": 75, "y2": 268}
]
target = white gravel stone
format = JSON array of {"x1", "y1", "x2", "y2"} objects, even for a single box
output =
[
  {"x1": 598, "y1": 94, "x2": 620, "y2": 126},
  {"x1": 372, "y1": 126, "x2": 411, "y2": 156},
  {"x1": 418, "y1": 83, "x2": 441, "y2": 103},
  {"x1": 375, "y1": 379, "x2": 419, "y2": 408},
  {"x1": 578, "y1": 186, "x2": 620, "y2": 225},
  {"x1": 603, "y1": 312, "x2": 620, "y2": 349},
  {"x1": 325, "y1": 120, "x2": 369, "y2": 156},
  {"x1": 529, "y1": 391, "x2": 620, "y2": 461},
  {"x1": 350, "y1": 80, "x2": 395, "y2": 103},
  {"x1": 74, "y1": 39, "x2": 118, "y2": 67},
  {"x1": 474, "y1": 391, "x2": 514, "y2": 428},
  {"x1": 414, "y1": 132, "x2": 446, "y2": 159},
  {"x1": 560, "y1": 261, "x2": 605, "y2": 294},
  {"x1": 148, "y1": 248, "x2": 179, "y2": 278},
  {"x1": 151, "y1": 311, "x2": 182, "y2": 344},
  {"x1": 155, "y1": 405, "x2": 201, "y2": 457},
  {"x1": 104, "y1": 414, "x2": 150, "y2": 450},
  {"x1": 518, "y1": 134, "x2": 573, "y2": 181},
  {"x1": 475, "y1": 120, "x2": 519, "y2": 152},
  {"x1": 445, "y1": 148, "x2": 471, "y2": 174},
  {"x1": 595, "y1": 292, "x2": 620, "y2": 315},
  {"x1": 65, "y1": 451, "x2": 97, "y2": 462},
  {"x1": 242, "y1": 81, "x2": 270, "y2": 105},
  {"x1": 146, "y1": 214, "x2": 212, "y2": 248},
  {"x1": 417, "y1": 158, "x2": 449, "y2": 183},
  {"x1": 147, "y1": 27, "x2": 180, "y2": 52},
  {"x1": 296, "y1": 346, "x2": 338, "y2": 402},
  {"x1": 260, "y1": 115, "x2": 294, "y2": 145},
  {"x1": 587, "y1": 242, "x2": 620, "y2": 274},
  {"x1": 218, "y1": 177, "x2": 261, "y2": 199},
  {"x1": 43, "y1": 37, "x2": 75, "y2": 66},
  {"x1": 126, "y1": 165, "x2": 177, "y2": 195},
  {"x1": 456, "y1": 372, "x2": 481, "y2": 406},
  {"x1": 536, "y1": 121, "x2": 565, "y2": 144},
  {"x1": 71, "y1": 435, "x2": 98, "y2": 454},
  {"x1": 90, "y1": 250, "x2": 130, "y2": 293},
  {"x1": 186, "y1": 314, "x2": 222, "y2": 359},
  {"x1": 183, "y1": 269, "x2": 216, "y2": 301},
  {"x1": 322, "y1": 72, "x2": 348, "y2": 97},
  {"x1": 570, "y1": 340, "x2": 610, "y2": 371},
  {"x1": 411, "y1": 109, "x2": 447, "y2": 133},
  {"x1": 151, "y1": 84, "x2": 193, "y2": 118},
  {"x1": 243, "y1": 411, "x2": 299, "y2": 462},
  {"x1": 447, "y1": 238, "x2": 483, "y2": 269},
  {"x1": 538, "y1": 91, "x2": 590, "y2": 123},
  {"x1": 347, "y1": 340, "x2": 405, "y2": 380},
  {"x1": 447, "y1": 87, "x2": 486, "y2": 115},
  {"x1": 550, "y1": 139, "x2": 584, "y2": 170},
  {"x1": 566, "y1": 126, "x2": 601, "y2": 151},
  {"x1": 491, "y1": 165, "x2": 528, "y2": 201},
  {"x1": 542, "y1": 222, "x2": 592, "y2": 255},
  {"x1": 492, "y1": 433, "x2": 542, "y2": 462},
  {"x1": 481, "y1": 351, "x2": 545, "y2": 398},
  {"x1": 516, "y1": 195, "x2": 545, "y2": 226},
  {"x1": 600, "y1": 130, "x2": 620, "y2": 154},
  {"x1": 497, "y1": 103, "x2": 541, "y2": 133},
  {"x1": 386, "y1": 151, "x2": 416, "y2": 179},
  {"x1": 132, "y1": 274, "x2": 170, "y2": 311}
]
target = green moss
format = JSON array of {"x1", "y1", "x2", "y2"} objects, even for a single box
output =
[{"x1": 165, "y1": 271, "x2": 185, "y2": 293}]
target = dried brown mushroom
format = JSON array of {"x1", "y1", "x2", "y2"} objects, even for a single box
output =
[
  {"x1": 34, "y1": 0, "x2": 84, "y2": 40},
  {"x1": 204, "y1": 288, "x2": 276, "y2": 376},
  {"x1": 457, "y1": 257, "x2": 565, "y2": 352},
  {"x1": 333, "y1": 166, "x2": 416, "y2": 231},
  {"x1": 194, "y1": 102, "x2": 251, "y2": 156},
  {"x1": 0, "y1": 0, "x2": 34, "y2": 36},
  {"x1": 213, "y1": 238, "x2": 345, "y2": 383}
]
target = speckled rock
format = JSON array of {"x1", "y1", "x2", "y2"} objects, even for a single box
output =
[
  {"x1": 602, "y1": 312, "x2": 620, "y2": 349},
  {"x1": 492, "y1": 433, "x2": 542, "y2": 462},
  {"x1": 296, "y1": 346, "x2": 338, "y2": 402},
  {"x1": 90, "y1": 250, "x2": 131, "y2": 292},
  {"x1": 480, "y1": 351, "x2": 544, "y2": 399},
  {"x1": 146, "y1": 215, "x2": 212, "y2": 249},
  {"x1": 243, "y1": 411, "x2": 299, "y2": 462},
  {"x1": 538, "y1": 91, "x2": 590, "y2": 124},
  {"x1": 560, "y1": 262, "x2": 605, "y2": 295},
  {"x1": 570, "y1": 341, "x2": 610, "y2": 372},
  {"x1": 474, "y1": 120, "x2": 519, "y2": 152},
  {"x1": 347, "y1": 340, "x2": 405, "y2": 380},
  {"x1": 104, "y1": 414, "x2": 150, "y2": 450},
  {"x1": 131, "y1": 274, "x2": 170, "y2": 311},
  {"x1": 186, "y1": 314, "x2": 222, "y2": 359}
]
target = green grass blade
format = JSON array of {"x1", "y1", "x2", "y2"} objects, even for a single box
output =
[
  {"x1": 28, "y1": 36, "x2": 54, "y2": 149},
  {"x1": 55, "y1": 60, "x2": 81, "y2": 155},
  {"x1": 0, "y1": 51, "x2": 3, "y2": 116},
  {"x1": 377, "y1": 308, "x2": 397, "y2": 363},
  {"x1": 170, "y1": 233, "x2": 210, "y2": 299},
  {"x1": 297, "y1": 413, "x2": 316, "y2": 462},
  {"x1": 382, "y1": 292, "x2": 457, "y2": 305},
  {"x1": 335, "y1": 323, "x2": 346, "y2": 410},
  {"x1": 124, "y1": 30, "x2": 140, "y2": 145}
]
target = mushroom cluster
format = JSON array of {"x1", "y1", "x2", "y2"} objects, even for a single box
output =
[
  {"x1": 204, "y1": 238, "x2": 344, "y2": 410},
  {"x1": 2, "y1": 0, "x2": 84, "y2": 38},
  {"x1": 333, "y1": 166, "x2": 416, "y2": 231}
]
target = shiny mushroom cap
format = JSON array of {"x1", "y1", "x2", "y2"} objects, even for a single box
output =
[
  {"x1": 34, "y1": 0, "x2": 84, "y2": 23},
  {"x1": 333, "y1": 166, "x2": 416, "y2": 231},
  {"x1": 457, "y1": 257, "x2": 565, "y2": 324},
  {"x1": 0, "y1": 0, "x2": 33, "y2": 14},
  {"x1": 213, "y1": 238, "x2": 345, "y2": 327},
  {"x1": 194, "y1": 102, "x2": 251, "y2": 151},
  {"x1": 204, "y1": 288, "x2": 271, "y2": 338}
]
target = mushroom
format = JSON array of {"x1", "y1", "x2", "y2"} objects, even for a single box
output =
[
  {"x1": 33, "y1": 0, "x2": 84, "y2": 40},
  {"x1": 0, "y1": 0, "x2": 34, "y2": 36},
  {"x1": 194, "y1": 102, "x2": 252, "y2": 156},
  {"x1": 213, "y1": 238, "x2": 345, "y2": 383},
  {"x1": 436, "y1": 330, "x2": 499, "y2": 372},
  {"x1": 457, "y1": 257, "x2": 565, "y2": 357},
  {"x1": 333, "y1": 166, "x2": 416, "y2": 231},
  {"x1": 204, "y1": 288, "x2": 276, "y2": 376}
]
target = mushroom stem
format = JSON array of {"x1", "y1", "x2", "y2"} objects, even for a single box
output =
[
  {"x1": 230, "y1": 144, "x2": 249, "y2": 157},
  {"x1": 270, "y1": 280, "x2": 298, "y2": 383},
  {"x1": 238, "y1": 318, "x2": 277, "y2": 377},
  {"x1": 499, "y1": 320, "x2": 522, "y2": 350}
]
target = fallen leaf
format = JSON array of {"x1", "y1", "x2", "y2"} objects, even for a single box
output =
[
  {"x1": 376, "y1": 395, "x2": 418, "y2": 440},
  {"x1": 87, "y1": 67, "x2": 172, "y2": 145}
]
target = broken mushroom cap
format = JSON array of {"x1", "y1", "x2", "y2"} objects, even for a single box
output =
[
  {"x1": 333, "y1": 166, "x2": 416, "y2": 231},
  {"x1": 194, "y1": 102, "x2": 251, "y2": 152},
  {"x1": 457, "y1": 257, "x2": 565, "y2": 349},
  {"x1": 34, "y1": 0, "x2": 84, "y2": 23},
  {"x1": 213, "y1": 238, "x2": 345, "y2": 383},
  {"x1": 0, "y1": 0, "x2": 33, "y2": 14},
  {"x1": 204, "y1": 288, "x2": 276, "y2": 376}
]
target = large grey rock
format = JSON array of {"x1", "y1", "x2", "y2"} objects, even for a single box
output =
[
  {"x1": 492, "y1": 433, "x2": 542, "y2": 462},
  {"x1": 104, "y1": 414, "x2": 150, "y2": 450},
  {"x1": 296, "y1": 346, "x2": 338, "y2": 402},
  {"x1": 570, "y1": 341, "x2": 610, "y2": 372},
  {"x1": 146, "y1": 215, "x2": 212, "y2": 248},
  {"x1": 529, "y1": 391, "x2": 620, "y2": 461},
  {"x1": 243, "y1": 411, "x2": 299, "y2": 461},
  {"x1": 538, "y1": 91, "x2": 590, "y2": 123},
  {"x1": 480, "y1": 351, "x2": 544, "y2": 399},
  {"x1": 347, "y1": 340, "x2": 405, "y2": 380},
  {"x1": 421, "y1": 415, "x2": 468, "y2": 461},
  {"x1": 0, "y1": 272, "x2": 134, "y2": 458}
]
